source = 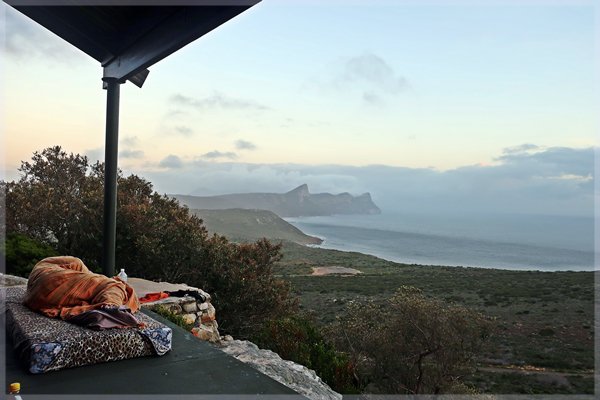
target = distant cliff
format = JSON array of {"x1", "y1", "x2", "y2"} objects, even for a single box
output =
[
  {"x1": 174, "y1": 184, "x2": 381, "y2": 217},
  {"x1": 191, "y1": 208, "x2": 323, "y2": 245}
]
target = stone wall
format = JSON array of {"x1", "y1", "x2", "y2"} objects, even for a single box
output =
[{"x1": 139, "y1": 292, "x2": 220, "y2": 342}]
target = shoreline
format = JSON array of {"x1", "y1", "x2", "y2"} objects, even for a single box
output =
[
  {"x1": 294, "y1": 234, "x2": 596, "y2": 273},
  {"x1": 284, "y1": 215, "x2": 595, "y2": 272}
]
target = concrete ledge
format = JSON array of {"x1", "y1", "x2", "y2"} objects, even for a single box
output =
[{"x1": 4, "y1": 309, "x2": 302, "y2": 396}]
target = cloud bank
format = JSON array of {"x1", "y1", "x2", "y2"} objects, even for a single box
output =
[
  {"x1": 120, "y1": 149, "x2": 144, "y2": 159},
  {"x1": 343, "y1": 53, "x2": 410, "y2": 96},
  {"x1": 173, "y1": 126, "x2": 194, "y2": 137},
  {"x1": 235, "y1": 139, "x2": 257, "y2": 151},
  {"x1": 158, "y1": 155, "x2": 184, "y2": 169},
  {"x1": 312, "y1": 52, "x2": 411, "y2": 106},
  {"x1": 136, "y1": 145, "x2": 594, "y2": 218},
  {"x1": 200, "y1": 151, "x2": 238, "y2": 160},
  {"x1": 169, "y1": 92, "x2": 269, "y2": 112}
]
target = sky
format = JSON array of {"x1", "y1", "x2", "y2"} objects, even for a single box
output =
[{"x1": 1, "y1": 0, "x2": 598, "y2": 217}]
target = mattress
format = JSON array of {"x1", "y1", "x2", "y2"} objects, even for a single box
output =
[{"x1": 5, "y1": 286, "x2": 172, "y2": 374}]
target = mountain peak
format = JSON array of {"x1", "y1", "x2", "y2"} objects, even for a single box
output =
[
  {"x1": 173, "y1": 184, "x2": 381, "y2": 217},
  {"x1": 287, "y1": 184, "x2": 310, "y2": 197}
]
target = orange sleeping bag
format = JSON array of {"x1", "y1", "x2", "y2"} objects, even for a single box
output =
[{"x1": 23, "y1": 256, "x2": 140, "y2": 320}]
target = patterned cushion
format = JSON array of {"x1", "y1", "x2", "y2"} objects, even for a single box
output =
[{"x1": 5, "y1": 286, "x2": 172, "y2": 374}]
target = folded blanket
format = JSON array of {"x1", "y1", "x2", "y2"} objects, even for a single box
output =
[
  {"x1": 139, "y1": 290, "x2": 207, "y2": 304},
  {"x1": 66, "y1": 306, "x2": 142, "y2": 329},
  {"x1": 139, "y1": 292, "x2": 170, "y2": 303},
  {"x1": 24, "y1": 256, "x2": 140, "y2": 321}
]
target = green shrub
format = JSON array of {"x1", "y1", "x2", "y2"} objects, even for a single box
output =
[
  {"x1": 1, "y1": 233, "x2": 57, "y2": 277},
  {"x1": 328, "y1": 286, "x2": 493, "y2": 394},
  {"x1": 254, "y1": 315, "x2": 361, "y2": 394},
  {"x1": 152, "y1": 305, "x2": 194, "y2": 331}
]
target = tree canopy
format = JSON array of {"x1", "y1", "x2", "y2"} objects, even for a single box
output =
[
  {"x1": 2, "y1": 146, "x2": 297, "y2": 337},
  {"x1": 328, "y1": 286, "x2": 493, "y2": 394}
]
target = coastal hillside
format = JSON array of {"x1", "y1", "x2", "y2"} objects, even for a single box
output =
[
  {"x1": 189, "y1": 204, "x2": 595, "y2": 394},
  {"x1": 192, "y1": 208, "x2": 323, "y2": 245},
  {"x1": 275, "y1": 242, "x2": 596, "y2": 394},
  {"x1": 175, "y1": 184, "x2": 381, "y2": 217}
]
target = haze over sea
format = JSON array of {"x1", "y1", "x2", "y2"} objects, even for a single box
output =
[{"x1": 286, "y1": 212, "x2": 597, "y2": 271}]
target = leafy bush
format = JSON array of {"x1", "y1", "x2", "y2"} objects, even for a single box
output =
[
  {"x1": 186, "y1": 235, "x2": 298, "y2": 338},
  {"x1": 3, "y1": 147, "x2": 297, "y2": 337},
  {"x1": 254, "y1": 315, "x2": 361, "y2": 393},
  {"x1": 2, "y1": 148, "x2": 103, "y2": 270},
  {"x1": 152, "y1": 305, "x2": 194, "y2": 331},
  {"x1": 328, "y1": 286, "x2": 494, "y2": 394},
  {"x1": 1, "y1": 233, "x2": 58, "y2": 277}
]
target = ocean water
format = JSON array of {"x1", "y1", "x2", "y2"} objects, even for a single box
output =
[{"x1": 285, "y1": 212, "x2": 597, "y2": 271}]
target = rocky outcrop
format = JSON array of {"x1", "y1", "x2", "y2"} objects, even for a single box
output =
[
  {"x1": 174, "y1": 184, "x2": 381, "y2": 217},
  {"x1": 219, "y1": 338, "x2": 342, "y2": 400}
]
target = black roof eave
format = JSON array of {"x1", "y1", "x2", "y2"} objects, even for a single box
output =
[{"x1": 5, "y1": 2, "x2": 260, "y2": 83}]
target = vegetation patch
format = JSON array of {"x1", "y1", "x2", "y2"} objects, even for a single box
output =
[
  {"x1": 2, "y1": 233, "x2": 58, "y2": 277},
  {"x1": 253, "y1": 315, "x2": 361, "y2": 394},
  {"x1": 152, "y1": 305, "x2": 194, "y2": 331}
]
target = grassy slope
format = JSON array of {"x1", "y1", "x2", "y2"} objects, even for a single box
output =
[{"x1": 191, "y1": 208, "x2": 322, "y2": 245}]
